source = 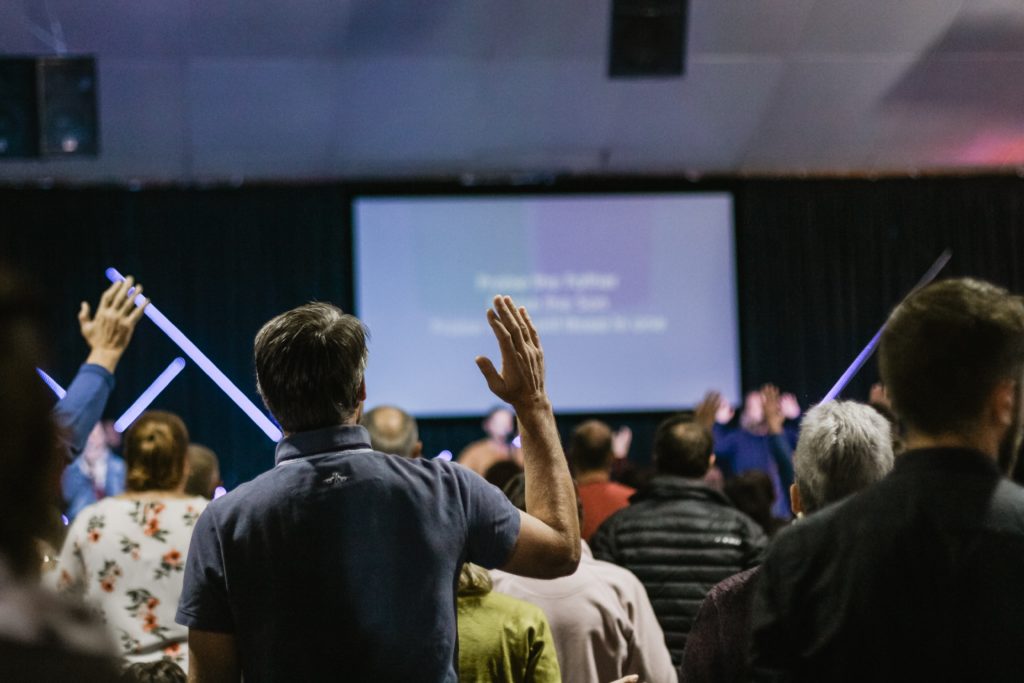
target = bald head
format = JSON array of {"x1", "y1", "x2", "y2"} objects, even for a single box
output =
[
  {"x1": 569, "y1": 420, "x2": 614, "y2": 474},
  {"x1": 362, "y1": 405, "x2": 422, "y2": 459}
]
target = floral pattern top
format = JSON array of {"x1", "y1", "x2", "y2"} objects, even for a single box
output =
[{"x1": 49, "y1": 495, "x2": 208, "y2": 668}]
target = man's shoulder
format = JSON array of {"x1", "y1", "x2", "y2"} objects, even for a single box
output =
[
  {"x1": 205, "y1": 451, "x2": 475, "y2": 520},
  {"x1": 481, "y1": 590, "x2": 548, "y2": 624},
  {"x1": 587, "y1": 556, "x2": 652, "y2": 609},
  {"x1": 707, "y1": 566, "x2": 761, "y2": 606}
]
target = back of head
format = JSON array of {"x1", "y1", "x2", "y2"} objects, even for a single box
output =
[
  {"x1": 457, "y1": 562, "x2": 494, "y2": 597},
  {"x1": 724, "y1": 471, "x2": 777, "y2": 532},
  {"x1": 794, "y1": 401, "x2": 895, "y2": 514},
  {"x1": 0, "y1": 267, "x2": 60, "y2": 577},
  {"x1": 184, "y1": 443, "x2": 220, "y2": 498},
  {"x1": 124, "y1": 411, "x2": 189, "y2": 492},
  {"x1": 569, "y1": 420, "x2": 613, "y2": 474},
  {"x1": 879, "y1": 278, "x2": 1024, "y2": 436},
  {"x1": 254, "y1": 302, "x2": 368, "y2": 433},
  {"x1": 653, "y1": 416, "x2": 714, "y2": 477},
  {"x1": 483, "y1": 460, "x2": 522, "y2": 490},
  {"x1": 361, "y1": 405, "x2": 419, "y2": 458}
]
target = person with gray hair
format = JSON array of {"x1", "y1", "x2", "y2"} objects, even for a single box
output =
[
  {"x1": 360, "y1": 405, "x2": 422, "y2": 459},
  {"x1": 789, "y1": 401, "x2": 895, "y2": 517},
  {"x1": 681, "y1": 400, "x2": 893, "y2": 683}
]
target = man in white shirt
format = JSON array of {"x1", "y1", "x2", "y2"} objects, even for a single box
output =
[{"x1": 492, "y1": 475, "x2": 677, "y2": 683}]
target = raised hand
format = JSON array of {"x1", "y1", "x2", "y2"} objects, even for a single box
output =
[
  {"x1": 79, "y1": 276, "x2": 149, "y2": 373},
  {"x1": 780, "y1": 392, "x2": 801, "y2": 420},
  {"x1": 695, "y1": 391, "x2": 723, "y2": 430},
  {"x1": 761, "y1": 384, "x2": 785, "y2": 435},
  {"x1": 612, "y1": 426, "x2": 633, "y2": 460},
  {"x1": 475, "y1": 295, "x2": 549, "y2": 413}
]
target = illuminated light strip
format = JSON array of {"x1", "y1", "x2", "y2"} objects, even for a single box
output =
[
  {"x1": 37, "y1": 368, "x2": 67, "y2": 399},
  {"x1": 105, "y1": 268, "x2": 283, "y2": 442},
  {"x1": 822, "y1": 248, "x2": 952, "y2": 403},
  {"x1": 113, "y1": 357, "x2": 187, "y2": 433}
]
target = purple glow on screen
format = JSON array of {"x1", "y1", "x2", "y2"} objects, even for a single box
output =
[
  {"x1": 511, "y1": 435, "x2": 521, "y2": 449},
  {"x1": 113, "y1": 358, "x2": 187, "y2": 433},
  {"x1": 435, "y1": 450, "x2": 453, "y2": 461},
  {"x1": 213, "y1": 486, "x2": 227, "y2": 499},
  {"x1": 105, "y1": 268, "x2": 282, "y2": 442},
  {"x1": 37, "y1": 368, "x2": 67, "y2": 399}
]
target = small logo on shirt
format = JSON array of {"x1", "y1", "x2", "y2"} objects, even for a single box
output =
[
  {"x1": 714, "y1": 535, "x2": 742, "y2": 546},
  {"x1": 323, "y1": 472, "x2": 349, "y2": 485}
]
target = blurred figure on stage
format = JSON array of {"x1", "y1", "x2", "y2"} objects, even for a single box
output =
[
  {"x1": 62, "y1": 422, "x2": 127, "y2": 521},
  {"x1": 697, "y1": 385, "x2": 798, "y2": 518},
  {"x1": 458, "y1": 406, "x2": 517, "y2": 474}
]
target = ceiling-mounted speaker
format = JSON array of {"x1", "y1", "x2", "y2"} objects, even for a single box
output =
[
  {"x1": 0, "y1": 58, "x2": 39, "y2": 158},
  {"x1": 37, "y1": 56, "x2": 99, "y2": 157},
  {"x1": 608, "y1": 0, "x2": 689, "y2": 78}
]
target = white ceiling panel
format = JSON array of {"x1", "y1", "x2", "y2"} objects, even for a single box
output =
[{"x1": 2, "y1": 0, "x2": 1023, "y2": 181}]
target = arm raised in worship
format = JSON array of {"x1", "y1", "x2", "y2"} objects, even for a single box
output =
[
  {"x1": 55, "y1": 277, "x2": 149, "y2": 455},
  {"x1": 475, "y1": 296, "x2": 581, "y2": 579}
]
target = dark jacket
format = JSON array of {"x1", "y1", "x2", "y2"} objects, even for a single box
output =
[
  {"x1": 590, "y1": 475, "x2": 768, "y2": 665},
  {"x1": 750, "y1": 447, "x2": 1024, "y2": 683},
  {"x1": 680, "y1": 566, "x2": 761, "y2": 683}
]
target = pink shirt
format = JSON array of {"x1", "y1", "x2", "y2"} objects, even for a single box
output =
[{"x1": 492, "y1": 541, "x2": 677, "y2": 683}]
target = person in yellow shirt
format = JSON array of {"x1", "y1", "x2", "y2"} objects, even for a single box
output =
[{"x1": 457, "y1": 563, "x2": 561, "y2": 683}]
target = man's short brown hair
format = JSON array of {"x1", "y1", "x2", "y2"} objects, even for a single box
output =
[
  {"x1": 879, "y1": 278, "x2": 1024, "y2": 436},
  {"x1": 653, "y1": 416, "x2": 713, "y2": 477},
  {"x1": 568, "y1": 420, "x2": 613, "y2": 474},
  {"x1": 255, "y1": 303, "x2": 368, "y2": 433}
]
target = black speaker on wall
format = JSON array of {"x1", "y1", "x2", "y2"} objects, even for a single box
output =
[
  {"x1": 0, "y1": 58, "x2": 39, "y2": 158},
  {"x1": 608, "y1": 0, "x2": 689, "y2": 78},
  {"x1": 0, "y1": 55, "x2": 98, "y2": 158},
  {"x1": 38, "y1": 57, "x2": 99, "y2": 156}
]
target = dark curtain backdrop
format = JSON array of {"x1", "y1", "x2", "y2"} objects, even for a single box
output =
[{"x1": 4, "y1": 176, "x2": 1024, "y2": 487}]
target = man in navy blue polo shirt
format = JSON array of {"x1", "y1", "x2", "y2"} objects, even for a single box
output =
[{"x1": 176, "y1": 295, "x2": 581, "y2": 682}]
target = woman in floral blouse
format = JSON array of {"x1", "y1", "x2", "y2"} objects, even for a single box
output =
[{"x1": 51, "y1": 410, "x2": 209, "y2": 669}]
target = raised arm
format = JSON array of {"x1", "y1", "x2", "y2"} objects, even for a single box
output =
[
  {"x1": 476, "y1": 296, "x2": 580, "y2": 578},
  {"x1": 54, "y1": 277, "x2": 149, "y2": 455}
]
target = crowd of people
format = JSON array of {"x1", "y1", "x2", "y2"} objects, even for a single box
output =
[{"x1": 4, "y1": 265, "x2": 1024, "y2": 682}]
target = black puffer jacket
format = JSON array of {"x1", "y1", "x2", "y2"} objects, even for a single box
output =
[{"x1": 590, "y1": 475, "x2": 768, "y2": 666}]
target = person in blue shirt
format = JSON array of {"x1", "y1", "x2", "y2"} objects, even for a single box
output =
[
  {"x1": 60, "y1": 422, "x2": 127, "y2": 521},
  {"x1": 52, "y1": 276, "x2": 150, "y2": 459},
  {"x1": 177, "y1": 295, "x2": 581, "y2": 683},
  {"x1": 51, "y1": 277, "x2": 148, "y2": 522},
  {"x1": 697, "y1": 385, "x2": 799, "y2": 518}
]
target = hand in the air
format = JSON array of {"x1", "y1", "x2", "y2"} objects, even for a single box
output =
[
  {"x1": 761, "y1": 384, "x2": 785, "y2": 435},
  {"x1": 780, "y1": 392, "x2": 801, "y2": 420},
  {"x1": 476, "y1": 295, "x2": 549, "y2": 412},
  {"x1": 79, "y1": 277, "x2": 149, "y2": 372},
  {"x1": 612, "y1": 426, "x2": 633, "y2": 460}
]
